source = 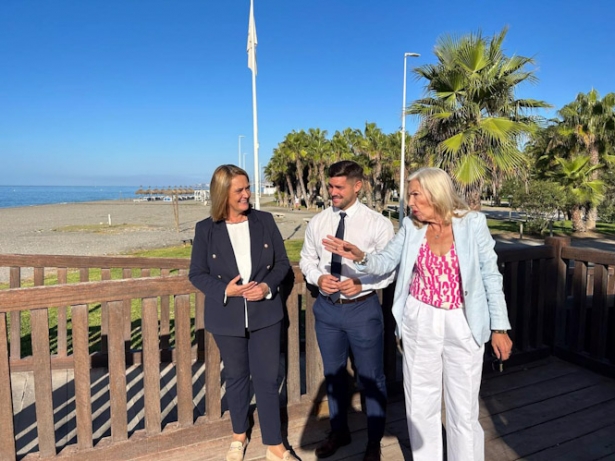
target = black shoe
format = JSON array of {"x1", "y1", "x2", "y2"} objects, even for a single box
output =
[
  {"x1": 363, "y1": 440, "x2": 381, "y2": 461},
  {"x1": 315, "y1": 430, "x2": 351, "y2": 458}
]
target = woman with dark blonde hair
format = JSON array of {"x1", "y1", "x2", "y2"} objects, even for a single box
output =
[
  {"x1": 189, "y1": 165, "x2": 296, "y2": 461},
  {"x1": 324, "y1": 167, "x2": 513, "y2": 461}
]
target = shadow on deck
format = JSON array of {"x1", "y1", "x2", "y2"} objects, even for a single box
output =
[{"x1": 11, "y1": 356, "x2": 615, "y2": 461}]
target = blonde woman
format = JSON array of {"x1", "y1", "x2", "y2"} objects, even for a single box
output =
[
  {"x1": 324, "y1": 167, "x2": 512, "y2": 461},
  {"x1": 189, "y1": 165, "x2": 296, "y2": 461}
]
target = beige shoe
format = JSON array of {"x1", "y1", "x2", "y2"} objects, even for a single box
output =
[
  {"x1": 225, "y1": 440, "x2": 248, "y2": 461},
  {"x1": 265, "y1": 449, "x2": 298, "y2": 461}
]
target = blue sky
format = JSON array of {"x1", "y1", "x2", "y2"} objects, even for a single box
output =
[{"x1": 1, "y1": 0, "x2": 613, "y2": 187}]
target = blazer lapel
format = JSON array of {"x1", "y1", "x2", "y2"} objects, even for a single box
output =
[
  {"x1": 248, "y1": 212, "x2": 263, "y2": 279},
  {"x1": 452, "y1": 216, "x2": 470, "y2": 286},
  {"x1": 213, "y1": 221, "x2": 240, "y2": 276}
]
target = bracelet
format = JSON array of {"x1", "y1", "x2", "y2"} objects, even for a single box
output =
[
  {"x1": 358, "y1": 252, "x2": 368, "y2": 265},
  {"x1": 492, "y1": 330, "x2": 508, "y2": 334}
]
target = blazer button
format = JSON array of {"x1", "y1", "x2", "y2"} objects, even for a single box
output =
[
  {"x1": 267, "y1": 265, "x2": 271, "y2": 270},
  {"x1": 212, "y1": 254, "x2": 217, "y2": 259},
  {"x1": 217, "y1": 275, "x2": 222, "y2": 279},
  {"x1": 264, "y1": 243, "x2": 269, "y2": 248},
  {"x1": 464, "y1": 291, "x2": 468, "y2": 296}
]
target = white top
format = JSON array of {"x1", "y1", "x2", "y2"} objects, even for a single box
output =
[
  {"x1": 299, "y1": 199, "x2": 396, "y2": 299},
  {"x1": 227, "y1": 221, "x2": 252, "y2": 283},
  {"x1": 227, "y1": 220, "x2": 251, "y2": 327}
]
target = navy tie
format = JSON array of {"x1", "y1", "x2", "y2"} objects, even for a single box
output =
[{"x1": 329, "y1": 212, "x2": 346, "y2": 302}]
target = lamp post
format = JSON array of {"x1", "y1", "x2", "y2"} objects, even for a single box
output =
[
  {"x1": 399, "y1": 52, "x2": 420, "y2": 223},
  {"x1": 238, "y1": 135, "x2": 245, "y2": 167}
]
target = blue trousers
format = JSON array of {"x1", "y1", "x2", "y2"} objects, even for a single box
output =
[
  {"x1": 213, "y1": 321, "x2": 282, "y2": 445},
  {"x1": 313, "y1": 294, "x2": 387, "y2": 442}
]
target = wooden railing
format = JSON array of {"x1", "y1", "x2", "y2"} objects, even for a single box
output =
[{"x1": 1, "y1": 238, "x2": 614, "y2": 460}]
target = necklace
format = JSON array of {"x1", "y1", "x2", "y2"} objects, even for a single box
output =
[{"x1": 430, "y1": 223, "x2": 442, "y2": 239}]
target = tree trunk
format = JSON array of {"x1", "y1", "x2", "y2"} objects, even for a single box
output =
[{"x1": 571, "y1": 205, "x2": 586, "y2": 232}]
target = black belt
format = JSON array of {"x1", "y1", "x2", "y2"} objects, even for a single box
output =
[{"x1": 327, "y1": 292, "x2": 376, "y2": 305}]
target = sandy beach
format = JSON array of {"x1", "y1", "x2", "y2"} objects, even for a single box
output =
[{"x1": 0, "y1": 197, "x2": 316, "y2": 257}]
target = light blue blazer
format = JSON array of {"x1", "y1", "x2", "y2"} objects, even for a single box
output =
[{"x1": 363, "y1": 211, "x2": 511, "y2": 345}]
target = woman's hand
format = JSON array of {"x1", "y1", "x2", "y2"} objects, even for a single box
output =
[
  {"x1": 322, "y1": 235, "x2": 364, "y2": 262},
  {"x1": 243, "y1": 282, "x2": 269, "y2": 302},
  {"x1": 225, "y1": 275, "x2": 257, "y2": 298},
  {"x1": 491, "y1": 332, "x2": 513, "y2": 361}
]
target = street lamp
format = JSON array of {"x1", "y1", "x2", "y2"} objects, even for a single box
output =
[
  {"x1": 238, "y1": 135, "x2": 245, "y2": 167},
  {"x1": 399, "y1": 52, "x2": 420, "y2": 223}
]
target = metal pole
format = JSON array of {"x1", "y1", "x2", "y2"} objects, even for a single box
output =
[{"x1": 399, "y1": 52, "x2": 420, "y2": 223}]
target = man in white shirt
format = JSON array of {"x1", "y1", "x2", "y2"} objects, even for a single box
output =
[{"x1": 299, "y1": 161, "x2": 395, "y2": 461}]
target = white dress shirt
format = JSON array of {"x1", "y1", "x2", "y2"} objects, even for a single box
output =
[{"x1": 300, "y1": 199, "x2": 396, "y2": 298}]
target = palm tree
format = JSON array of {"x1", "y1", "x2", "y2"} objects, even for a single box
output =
[
  {"x1": 548, "y1": 156, "x2": 606, "y2": 232},
  {"x1": 408, "y1": 27, "x2": 550, "y2": 208},
  {"x1": 556, "y1": 89, "x2": 615, "y2": 228},
  {"x1": 281, "y1": 130, "x2": 311, "y2": 208}
]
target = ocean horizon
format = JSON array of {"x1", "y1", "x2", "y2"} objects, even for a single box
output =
[{"x1": 0, "y1": 185, "x2": 139, "y2": 209}]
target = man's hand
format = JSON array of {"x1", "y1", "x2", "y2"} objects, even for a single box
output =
[
  {"x1": 338, "y1": 278, "x2": 362, "y2": 297},
  {"x1": 318, "y1": 274, "x2": 341, "y2": 295}
]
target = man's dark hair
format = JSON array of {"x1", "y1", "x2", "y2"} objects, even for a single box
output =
[{"x1": 329, "y1": 160, "x2": 364, "y2": 181}]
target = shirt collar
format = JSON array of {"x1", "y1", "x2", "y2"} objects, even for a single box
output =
[{"x1": 333, "y1": 198, "x2": 360, "y2": 219}]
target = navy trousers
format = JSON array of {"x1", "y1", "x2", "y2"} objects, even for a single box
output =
[
  {"x1": 313, "y1": 294, "x2": 387, "y2": 442},
  {"x1": 213, "y1": 321, "x2": 282, "y2": 445}
]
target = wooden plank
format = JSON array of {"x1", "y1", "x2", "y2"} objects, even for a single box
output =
[
  {"x1": 9, "y1": 267, "x2": 21, "y2": 361},
  {"x1": 304, "y1": 289, "x2": 324, "y2": 402},
  {"x1": 122, "y1": 269, "x2": 132, "y2": 343},
  {"x1": 482, "y1": 382, "x2": 615, "y2": 440},
  {"x1": 485, "y1": 397, "x2": 615, "y2": 459},
  {"x1": 0, "y1": 276, "x2": 195, "y2": 313},
  {"x1": 159, "y1": 269, "x2": 171, "y2": 351},
  {"x1": 520, "y1": 260, "x2": 532, "y2": 351},
  {"x1": 33, "y1": 267, "x2": 44, "y2": 286},
  {"x1": 72, "y1": 303, "x2": 93, "y2": 449},
  {"x1": 286, "y1": 283, "x2": 301, "y2": 404},
  {"x1": 526, "y1": 423, "x2": 615, "y2": 460},
  {"x1": 142, "y1": 297, "x2": 162, "y2": 435},
  {"x1": 175, "y1": 294, "x2": 193, "y2": 426},
  {"x1": 591, "y1": 264, "x2": 609, "y2": 359},
  {"x1": 204, "y1": 331, "x2": 221, "y2": 421},
  {"x1": 571, "y1": 260, "x2": 588, "y2": 352},
  {"x1": 108, "y1": 300, "x2": 128, "y2": 442},
  {"x1": 195, "y1": 292, "x2": 205, "y2": 361},
  {"x1": 562, "y1": 246, "x2": 615, "y2": 266},
  {"x1": 479, "y1": 368, "x2": 610, "y2": 418},
  {"x1": 0, "y1": 312, "x2": 17, "y2": 461},
  {"x1": 30, "y1": 308, "x2": 56, "y2": 457},
  {"x1": 0, "y1": 254, "x2": 189, "y2": 271},
  {"x1": 57, "y1": 268, "x2": 69, "y2": 357}
]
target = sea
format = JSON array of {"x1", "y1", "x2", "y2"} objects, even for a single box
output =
[{"x1": 0, "y1": 185, "x2": 138, "y2": 209}]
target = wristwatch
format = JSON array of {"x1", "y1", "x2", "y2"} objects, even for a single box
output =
[
  {"x1": 358, "y1": 252, "x2": 369, "y2": 265},
  {"x1": 491, "y1": 330, "x2": 508, "y2": 334}
]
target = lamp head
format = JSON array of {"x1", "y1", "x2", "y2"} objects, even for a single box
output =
[{"x1": 404, "y1": 52, "x2": 420, "y2": 58}]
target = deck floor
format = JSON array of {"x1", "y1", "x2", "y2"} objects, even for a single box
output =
[{"x1": 10, "y1": 356, "x2": 615, "y2": 461}]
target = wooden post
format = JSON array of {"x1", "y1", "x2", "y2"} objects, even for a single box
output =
[{"x1": 544, "y1": 236, "x2": 571, "y2": 348}]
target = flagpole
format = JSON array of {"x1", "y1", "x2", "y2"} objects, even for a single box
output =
[
  {"x1": 247, "y1": 0, "x2": 260, "y2": 209},
  {"x1": 251, "y1": 62, "x2": 260, "y2": 209}
]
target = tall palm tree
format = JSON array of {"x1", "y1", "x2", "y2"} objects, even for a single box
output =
[
  {"x1": 408, "y1": 27, "x2": 550, "y2": 208},
  {"x1": 556, "y1": 89, "x2": 615, "y2": 228}
]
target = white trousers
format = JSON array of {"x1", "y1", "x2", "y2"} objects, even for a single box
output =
[{"x1": 402, "y1": 296, "x2": 485, "y2": 461}]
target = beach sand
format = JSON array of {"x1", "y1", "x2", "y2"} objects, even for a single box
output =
[
  {"x1": 0, "y1": 197, "x2": 317, "y2": 282},
  {"x1": 0, "y1": 197, "x2": 316, "y2": 256}
]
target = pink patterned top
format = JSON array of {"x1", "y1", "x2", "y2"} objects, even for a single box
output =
[{"x1": 409, "y1": 238, "x2": 464, "y2": 309}]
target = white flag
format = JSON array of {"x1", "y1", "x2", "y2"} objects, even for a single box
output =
[{"x1": 247, "y1": 0, "x2": 257, "y2": 75}]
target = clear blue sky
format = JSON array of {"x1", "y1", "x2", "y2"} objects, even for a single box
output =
[{"x1": 1, "y1": 0, "x2": 613, "y2": 187}]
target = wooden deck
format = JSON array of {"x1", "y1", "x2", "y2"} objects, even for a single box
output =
[{"x1": 11, "y1": 356, "x2": 615, "y2": 461}]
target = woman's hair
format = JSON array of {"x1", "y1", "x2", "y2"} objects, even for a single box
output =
[
  {"x1": 209, "y1": 164, "x2": 250, "y2": 222},
  {"x1": 407, "y1": 167, "x2": 469, "y2": 227}
]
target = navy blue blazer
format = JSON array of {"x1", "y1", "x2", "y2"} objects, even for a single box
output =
[{"x1": 189, "y1": 209, "x2": 291, "y2": 336}]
